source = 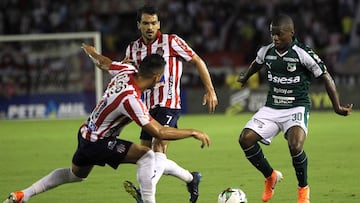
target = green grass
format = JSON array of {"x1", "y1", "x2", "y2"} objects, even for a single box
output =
[{"x1": 1, "y1": 112, "x2": 359, "y2": 203}]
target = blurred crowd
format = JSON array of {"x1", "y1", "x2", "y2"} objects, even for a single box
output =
[{"x1": 0, "y1": 0, "x2": 359, "y2": 98}]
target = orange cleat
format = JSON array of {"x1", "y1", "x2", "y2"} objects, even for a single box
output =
[
  {"x1": 262, "y1": 170, "x2": 283, "y2": 202},
  {"x1": 298, "y1": 186, "x2": 310, "y2": 203},
  {"x1": 3, "y1": 191, "x2": 24, "y2": 203}
]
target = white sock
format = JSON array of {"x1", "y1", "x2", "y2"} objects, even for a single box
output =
[
  {"x1": 22, "y1": 168, "x2": 83, "y2": 202},
  {"x1": 164, "y1": 159, "x2": 193, "y2": 183},
  {"x1": 136, "y1": 150, "x2": 156, "y2": 203},
  {"x1": 152, "y1": 152, "x2": 167, "y2": 185}
]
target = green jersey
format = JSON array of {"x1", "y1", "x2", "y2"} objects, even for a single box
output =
[{"x1": 255, "y1": 39, "x2": 327, "y2": 109}]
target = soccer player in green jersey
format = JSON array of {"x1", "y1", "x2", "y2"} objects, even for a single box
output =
[{"x1": 238, "y1": 14, "x2": 353, "y2": 203}]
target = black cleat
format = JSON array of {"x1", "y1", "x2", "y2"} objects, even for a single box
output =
[
  {"x1": 186, "y1": 172, "x2": 202, "y2": 203},
  {"x1": 123, "y1": 180, "x2": 143, "y2": 203}
]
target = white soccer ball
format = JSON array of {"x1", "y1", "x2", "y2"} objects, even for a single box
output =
[{"x1": 218, "y1": 187, "x2": 248, "y2": 203}]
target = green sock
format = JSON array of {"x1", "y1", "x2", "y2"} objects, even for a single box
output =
[
  {"x1": 243, "y1": 143, "x2": 273, "y2": 178},
  {"x1": 292, "y1": 150, "x2": 308, "y2": 187}
]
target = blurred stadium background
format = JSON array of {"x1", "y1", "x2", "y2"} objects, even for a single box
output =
[{"x1": 0, "y1": 0, "x2": 359, "y2": 119}]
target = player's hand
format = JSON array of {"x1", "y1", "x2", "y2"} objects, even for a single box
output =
[
  {"x1": 192, "y1": 131, "x2": 211, "y2": 148},
  {"x1": 81, "y1": 43, "x2": 97, "y2": 55},
  {"x1": 121, "y1": 56, "x2": 135, "y2": 65},
  {"x1": 237, "y1": 72, "x2": 247, "y2": 87},
  {"x1": 335, "y1": 104, "x2": 353, "y2": 116},
  {"x1": 202, "y1": 90, "x2": 218, "y2": 113},
  {"x1": 81, "y1": 43, "x2": 112, "y2": 70}
]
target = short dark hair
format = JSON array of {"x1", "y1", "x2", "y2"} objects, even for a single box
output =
[
  {"x1": 137, "y1": 5, "x2": 159, "y2": 22},
  {"x1": 271, "y1": 14, "x2": 294, "y2": 27},
  {"x1": 138, "y1": 54, "x2": 165, "y2": 78}
]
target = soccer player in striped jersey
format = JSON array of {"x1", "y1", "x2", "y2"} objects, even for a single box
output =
[
  {"x1": 123, "y1": 5, "x2": 218, "y2": 203},
  {"x1": 3, "y1": 45, "x2": 210, "y2": 203},
  {"x1": 238, "y1": 14, "x2": 353, "y2": 203}
]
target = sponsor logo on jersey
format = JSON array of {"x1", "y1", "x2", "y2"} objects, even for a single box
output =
[
  {"x1": 156, "y1": 47, "x2": 164, "y2": 56},
  {"x1": 93, "y1": 99, "x2": 107, "y2": 119},
  {"x1": 272, "y1": 95, "x2": 295, "y2": 105},
  {"x1": 266, "y1": 62, "x2": 272, "y2": 69},
  {"x1": 167, "y1": 75, "x2": 174, "y2": 99},
  {"x1": 265, "y1": 55, "x2": 277, "y2": 60},
  {"x1": 132, "y1": 42, "x2": 138, "y2": 50},
  {"x1": 87, "y1": 120, "x2": 97, "y2": 132},
  {"x1": 287, "y1": 63, "x2": 297, "y2": 72},
  {"x1": 273, "y1": 87, "x2": 293, "y2": 94},
  {"x1": 283, "y1": 57, "x2": 299, "y2": 62},
  {"x1": 107, "y1": 140, "x2": 117, "y2": 150},
  {"x1": 268, "y1": 72, "x2": 301, "y2": 84},
  {"x1": 116, "y1": 144, "x2": 127, "y2": 153}
]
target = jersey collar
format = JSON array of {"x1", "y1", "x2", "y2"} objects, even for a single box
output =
[{"x1": 274, "y1": 38, "x2": 298, "y2": 57}]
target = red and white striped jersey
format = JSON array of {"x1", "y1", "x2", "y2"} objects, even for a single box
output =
[
  {"x1": 80, "y1": 62, "x2": 152, "y2": 142},
  {"x1": 126, "y1": 31, "x2": 195, "y2": 109}
]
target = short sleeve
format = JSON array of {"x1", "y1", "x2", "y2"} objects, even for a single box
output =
[
  {"x1": 293, "y1": 45, "x2": 327, "y2": 78},
  {"x1": 125, "y1": 44, "x2": 131, "y2": 58},
  {"x1": 122, "y1": 96, "x2": 152, "y2": 127},
  {"x1": 255, "y1": 44, "x2": 273, "y2": 64},
  {"x1": 170, "y1": 34, "x2": 195, "y2": 62},
  {"x1": 108, "y1": 62, "x2": 137, "y2": 77}
]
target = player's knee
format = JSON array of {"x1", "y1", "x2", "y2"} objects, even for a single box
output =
[
  {"x1": 141, "y1": 139, "x2": 152, "y2": 148},
  {"x1": 238, "y1": 132, "x2": 244, "y2": 146},
  {"x1": 139, "y1": 149, "x2": 155, "y2": 163},
  {"x1": 152, "y1": 144, "x2": 163, "y2": 152},
  {"x1": 138, "y1": 146, "x2": 152, "y2": 157},
  {"x1": 288, "y1": 143, "x2": 303, "y2": 155},
  {"x1": 152, "y1": 140, "x2": 168, "y2": 153},
  {"x1": 238, "y1": 130, "x2": 252, "y2": 149},
  {"x1": 71, "y1": 172, "x2": 86, "y2": 182},
  {"x1": 68, "y1": 168, "x2": 86, "y2": 182}
]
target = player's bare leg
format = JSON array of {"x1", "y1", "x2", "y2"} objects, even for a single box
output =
[{"x1": 141, "y1": 140, "x2": 152, "y2": 148}]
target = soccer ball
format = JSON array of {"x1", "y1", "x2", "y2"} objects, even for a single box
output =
[{"x1": 218, "y1": 187, "x2": 248, "y2": 203}]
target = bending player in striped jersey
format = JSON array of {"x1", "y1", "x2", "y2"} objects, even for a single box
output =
[
  {"x1": 3, "y1": 46, "x2": 210, "y2": 203},
  {"x1": 123, "y1": 5, "x2": 218, "y2": 203}
]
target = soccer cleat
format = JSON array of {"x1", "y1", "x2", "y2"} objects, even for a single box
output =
[
  {"x1": 186, "y1": 172, "x2": 202, "y2": 203},
  {"x1": 123, "y1": 181, "x2": 143, "y2": 203},
  {"x1": 298, "y1": 186, "x2": 310, "y2": 203},
  {"x1": 262, "y1": 170, "x2": 283, "y2": 202},
  {"x1": 3, "y1": 191, "x2": 24, "y2": 203}
]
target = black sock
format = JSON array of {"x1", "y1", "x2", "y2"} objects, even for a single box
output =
[
  {"x1": 292, "y1": 150, "x2": 308, "y2": 187},
  {"x1": 243, "y1": 143, "x2": 273, "y2": 178}
]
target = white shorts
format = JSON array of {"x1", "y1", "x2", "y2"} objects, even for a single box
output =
[{"x1": 244, "y1": 106, "x2": 309, "y2": 145}]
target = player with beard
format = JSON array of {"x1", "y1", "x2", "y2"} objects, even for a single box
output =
[
  {"x1": 3, "y1": 45, "x2": 210, "y2": 203},
  {"x1": 122, "y1": 5, "x2": 218, "y2": 203}
]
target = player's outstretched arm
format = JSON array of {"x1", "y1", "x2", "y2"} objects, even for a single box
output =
[
  {"x1": 190, "y1": 54, "x2": 218, "y2": 113},
  {"x1": 321, "y1": 72, "x2": 353, "y2": 116},
  {"x1": 237, "y1": 60, "x2": 262, "y2": 87},
  {"x1": 81, "y1": 43, "x2": 112, "y2": 71},
  {"x1": 142, "y1": 119, "x2": 210, "y2": 148}
]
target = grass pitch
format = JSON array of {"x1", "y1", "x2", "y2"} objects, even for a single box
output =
[{"x1": 1, "y1": 112, "x2": 359, "y2": 203}]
